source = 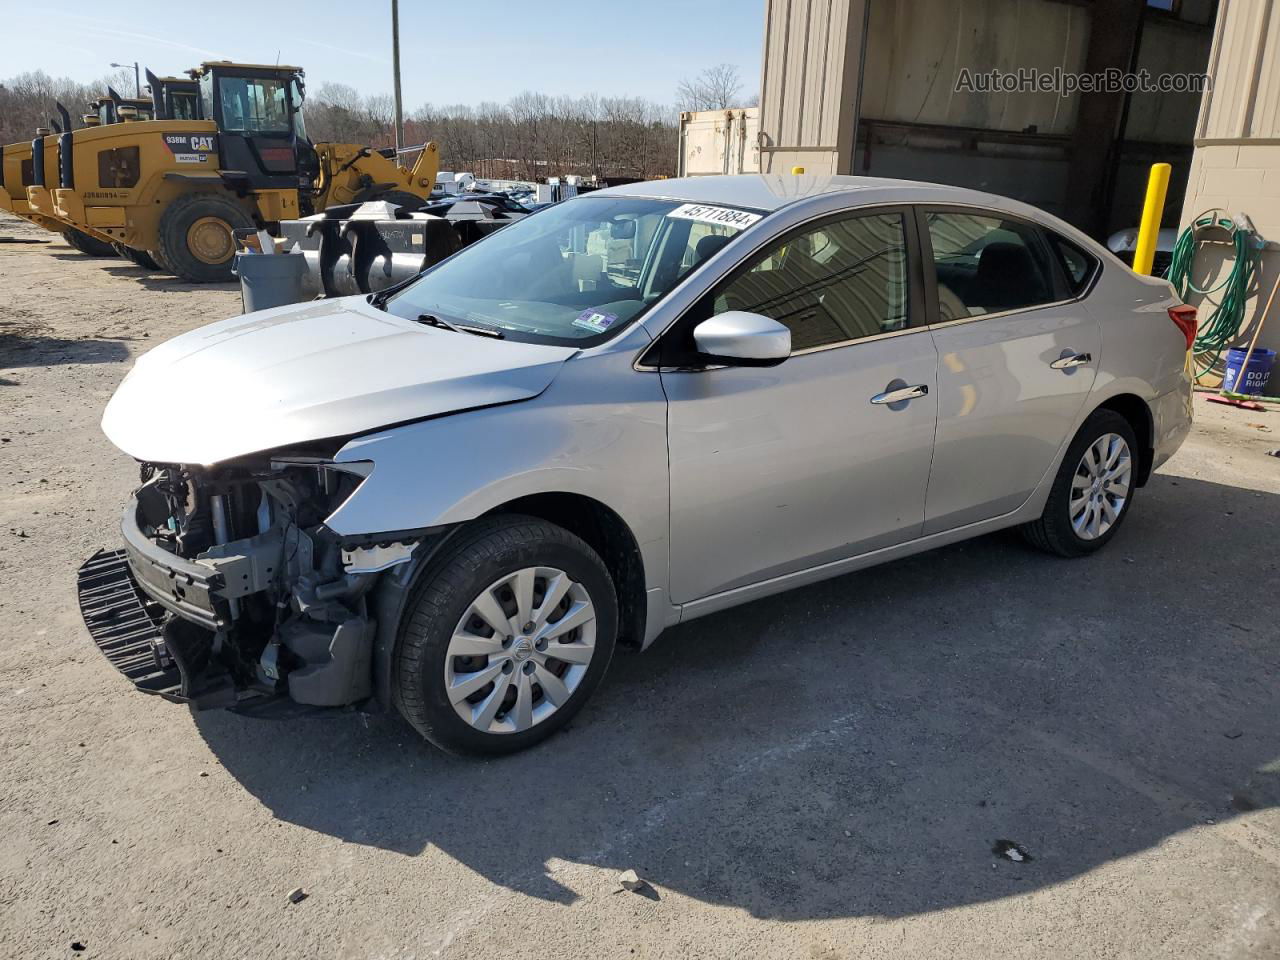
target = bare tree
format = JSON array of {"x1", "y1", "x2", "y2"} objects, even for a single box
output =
[
  {"x1": 676, "y1": 63, "x2": 746, "y2": 112},
  {"x1": 0, "y1": 68, "x2": 139, "y2": 143},
  {"x1": 0, "y1": 66, "x2": 681, "y2": 182}
]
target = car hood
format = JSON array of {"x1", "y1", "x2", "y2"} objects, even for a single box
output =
[{"x1": 102, "y1": 296, "x2": 578, "y2": 465}]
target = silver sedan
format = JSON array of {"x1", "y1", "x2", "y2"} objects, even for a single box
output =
[{"x1": 82, "y1": 175, "x2": 1194, "y2": 755}]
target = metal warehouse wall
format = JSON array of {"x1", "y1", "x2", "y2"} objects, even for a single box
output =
[
  {"x1": 758, "y1": 0, "x2": 868, "y2": 175},
  {"x1": 1196, "y1": 0, "x2": 1280, "y2": 140},
  {"x1": 1183, "y1": 0, "x2": 1280, "y2": 365},
  {"x1": 857, "y1": 0, "x2": 1205, "y2": 139},
  {"x1": 859, "y1": 0, "x2": 1088, "y2": 136},
  {"x1": 759, "y1": 0, "x2": 1212, "y2": 232}
]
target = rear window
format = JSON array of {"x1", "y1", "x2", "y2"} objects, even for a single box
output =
[
  {"x1": 1049, "y1": 235, "x2": 1098, "y2": 296},
  {"x1": 923, "y1": 211, "x2": 1059, "y2": 319}
]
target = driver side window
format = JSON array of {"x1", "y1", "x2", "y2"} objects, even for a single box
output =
[{"x1": 713, "y1": 212, "x2": 910, "y2": 351}]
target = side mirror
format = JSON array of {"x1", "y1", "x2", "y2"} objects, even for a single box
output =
[{"x1": 692, "y1": 311, "x2": 791, "y2": 367}]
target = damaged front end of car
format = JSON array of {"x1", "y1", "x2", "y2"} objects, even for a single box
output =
[{"x1": 77, "y1": 451, "x2": 422, "y2": 714}]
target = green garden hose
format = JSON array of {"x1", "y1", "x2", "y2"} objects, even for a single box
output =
[{"x1": 1165, "y1": 210, "x2": 1261, "y2": 379}]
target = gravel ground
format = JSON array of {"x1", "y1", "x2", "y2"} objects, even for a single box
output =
[{"x1": 2, "y1": 210, "x2": 1279, "y2": 959}]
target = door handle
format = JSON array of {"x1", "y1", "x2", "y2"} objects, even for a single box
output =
[
  {"x1": 1050, "y1": 352, "x2": 1092, "y2": 370},
  {"x1": 870, "y1": 384, "x2": 929, "y2": 405}
]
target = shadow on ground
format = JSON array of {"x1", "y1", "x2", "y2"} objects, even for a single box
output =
[
  {"x1": 0, "y1": 326, "x2": 129, "y2": 369},
  {"x1": 100, "y1": 264, "x2": 238, "y2": 294},
  {"x1": 45, "y1": 255, "x2": 237, "y2": 293},
  {"x1": 48, "y1": 252, "x2": 117, "y2": 263},
  {"x1": 196, "y1": 473, "x2": 1280, "y2": 919}
]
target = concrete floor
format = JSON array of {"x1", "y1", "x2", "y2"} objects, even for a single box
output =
[{"x1": 1, "y1": 214, "x2": 1278, "y2": 959}]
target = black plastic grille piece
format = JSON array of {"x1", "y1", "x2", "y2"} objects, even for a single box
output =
[{"x1": 77, "y1": 548, "x2": 183, "y2": 700}]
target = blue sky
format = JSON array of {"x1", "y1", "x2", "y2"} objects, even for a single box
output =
[{"x1": 5, "y1": 0, "x2": 765, "y2": 107}]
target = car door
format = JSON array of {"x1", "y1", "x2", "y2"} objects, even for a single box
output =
[
  {"x1": 917, "y1": 207, "x2": 1101, "y2": 534},
  {"x1": 655, "y1": 208, "x2": 939, "y2": 604}
]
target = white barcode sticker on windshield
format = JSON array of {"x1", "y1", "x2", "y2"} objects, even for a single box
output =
[{"x1": 667, "y1": 203, "x2": 762, "y2": 230}]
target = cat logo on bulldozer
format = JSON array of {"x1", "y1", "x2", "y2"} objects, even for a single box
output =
[{"x1": 163, "y1": 134, "x2": 217, "y2": 164}]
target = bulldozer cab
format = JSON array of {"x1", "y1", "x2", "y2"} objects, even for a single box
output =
[
  {"x1": 194, "y1": 62, "x2": 309, "y2": 192},
  {"x1": 93, "y1": 90, "x2": 155, "y2": 126},
  {"x1": 145, "y1": 70, "x2": 201, "y2": 121}
]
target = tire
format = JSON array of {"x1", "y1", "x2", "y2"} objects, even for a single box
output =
[
  {"x1": 156, "y1": 191, "x2": 254, "y2": 283},
  {"x1": 111, "y1": 243, "x2": 162, "y2": 270},
  {"x1": 394, "y1": 515, "x2": 618, "y2": 756},
  {"x1": 1021, "y1": 409, "x2": 1139, "y2": 558},
  {"x1": 134, "y1": 249, "x2": 162, "y2": 270},
  {"x1": 372, "y1": 189, "x2": 425, "y2": 212},
  {"x1": 62, "y1": 228, "x2": 117, "y2": 258}
]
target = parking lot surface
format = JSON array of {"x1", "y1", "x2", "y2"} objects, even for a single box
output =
[{"x1": 2, "y1": 213, "x2": 1278, "y2": 959}]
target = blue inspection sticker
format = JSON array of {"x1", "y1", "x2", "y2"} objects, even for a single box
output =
[{"x1": 572, "y1": 309, "x2": 619, "y2": 333}]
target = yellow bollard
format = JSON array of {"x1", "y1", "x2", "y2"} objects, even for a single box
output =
[{"x1": 1133, "y1": 162, "x2": 1171, "y2": 276}]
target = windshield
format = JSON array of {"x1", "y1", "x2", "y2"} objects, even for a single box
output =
[
  {"x1": 171, "y1": 90, "x2": 200, "y2": 121},
  {"x1": 217, "y1": 75, "x2": 291, "y2": 134},
  {"x1": 386, "y1": 196, "x2": 763, "y2": 344}
]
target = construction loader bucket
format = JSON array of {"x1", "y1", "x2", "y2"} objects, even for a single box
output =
[
  {"x1": 278, "y1": 197, "x2": 526, "y2": 300},
  {"x1": 280, "y1": 214, "x2": 460, "y2": 299}
]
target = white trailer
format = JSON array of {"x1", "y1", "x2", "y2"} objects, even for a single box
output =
[{"x1": 677, "y1": 108, "x2": 760, "y2": 177}]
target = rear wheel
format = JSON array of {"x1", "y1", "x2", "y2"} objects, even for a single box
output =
[
  {"x1": 394, "y1": 515, "x2": 618, "y2": 756},
  {"x1": 62, "y1": 228, "x2": 117, "y2": 258},
  {"x1": 156, "y1": 192, "x2": 254, "y2": 282},
  {"x1": 111, "y1": 242, "x2": 162, "y2": 270},
  {"x1": 1021, "y1": 409, "x2": 1139, "y2": 557}
]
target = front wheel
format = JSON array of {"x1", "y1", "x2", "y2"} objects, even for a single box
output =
[
  {"x1": 156, "y1": 192, "x2": 255, "y2": 283},
  {"x1": 1022, "y1": 409, "x2": 1139, "y2": 557},
  {"x1": 394, "y1": 516, "x2": 617, "y2": 756}
]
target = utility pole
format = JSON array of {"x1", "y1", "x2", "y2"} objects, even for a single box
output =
[
  {"x1": 391, "y1": 0, "x2": 404, "y2": 153},
  {"x1": 110, "y1": 61, "x2": 140, "y2": 98}
]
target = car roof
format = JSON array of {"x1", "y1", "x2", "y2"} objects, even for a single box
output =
[
  {"x1": 596, "y1": 174, "x2": 926, "y2": 211},
  {"x1": 595, "y1": 174, "x2": 1098, "y2": 249}
]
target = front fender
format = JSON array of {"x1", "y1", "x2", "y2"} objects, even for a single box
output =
[{"x1": 328, "y1": 349, "x2": 671, "y2": 595}]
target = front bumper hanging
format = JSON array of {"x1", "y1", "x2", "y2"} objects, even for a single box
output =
[
  {"x1": 77, "y1": 548, "x2": 258, "y2": 711},
  {"x1": 76, "y1": 548, "x2": 184, "y2": 701}
]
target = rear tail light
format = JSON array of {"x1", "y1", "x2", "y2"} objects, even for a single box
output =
[{"x1": 1168, "y1": 305, "x2": 1197, "y2": 351}]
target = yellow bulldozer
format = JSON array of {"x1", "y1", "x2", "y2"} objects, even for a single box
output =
[
  {"x1": 145, "y1": 70, "x2": 201, "y2": 121},
  {"x1": 0, "y1": 103, "x2": 120, "y2": 256},
  {"x1": 92, "y1": 87, "x2": 157, "y2": 124},
  {"x1": 52, "y1": 61, "x2": 440, "y2": 281},
  {"x1": 1, "y1": 80, "x2": 194, "y2": 259},
  {"x1": 0, "y1": 84, "x2": 163, "y2": 255}
]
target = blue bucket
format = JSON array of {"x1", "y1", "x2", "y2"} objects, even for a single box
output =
[{"x1": 1223, "y1": 347, "x2": 1276, "y2": 395}]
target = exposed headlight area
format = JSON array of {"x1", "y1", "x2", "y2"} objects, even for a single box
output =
[
  {"x1": 135, "y1": 456, "x2": 367, "y2": 567},
  {"x1": 89, "y1": 451, "x2": 420, "y2": 711}
]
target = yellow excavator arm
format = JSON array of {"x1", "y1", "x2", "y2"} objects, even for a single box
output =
[
  {"x1": 408, "y1": 142, "x2": 440, "y2": 193},
  {"x1": 312, "y1": 141, "x2": 440, "y2": 211}
]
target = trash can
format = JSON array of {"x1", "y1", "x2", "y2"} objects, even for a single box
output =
[
  {"x1": 1222, "y1": 346, "x2": 1277, "y2": 395},
  {"x1": 233, "y1": 251, "x2": 308, "y2": 314}
]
